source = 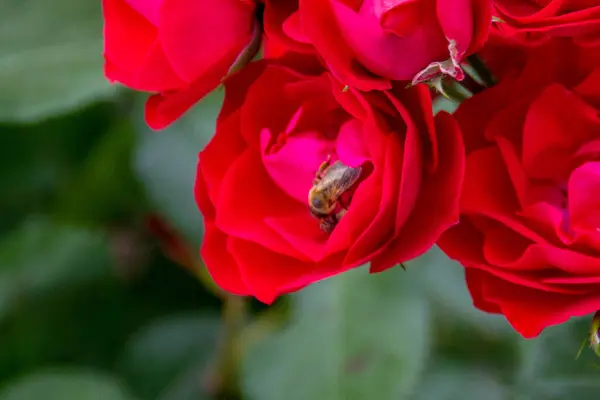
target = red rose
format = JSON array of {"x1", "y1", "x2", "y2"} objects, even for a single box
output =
[
  {"x1": 102, "y1": 0, "x2": 259, "y2": 129},
  {"x1": 438, "y1": 39, "x2": 600, "y2": 338},
  {"x1": 494, "y1": 0, "x2": 600, "y2": 45},
  {"x1": 264, "y1": 0, "x2": 492, "y2": 90},
  {"x1": 194, "y1": 59, "x2": 464, "y2": 303}
]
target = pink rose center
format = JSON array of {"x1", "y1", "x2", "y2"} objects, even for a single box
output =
[{"x1": 258, "y1": 87, "x2": 372, "y2": 233}]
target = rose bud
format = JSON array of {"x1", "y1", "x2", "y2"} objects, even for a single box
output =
[{"x1": 264, "y1": 0, "x2": 493, "y2": 90}]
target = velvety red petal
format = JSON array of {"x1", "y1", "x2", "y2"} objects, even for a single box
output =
[
  {"x1": 481, "y1": 222, "x2": 532, "y2": 266},
  {"x1": 467, "y1": 262, "x2": 583, "y2": 295},
  {"x1": 194, "y1": 160, "x2": 216, "y2": 221},
  {"x1": 469, "y1": 267, "x2": 600, "y2": 338},
  {"x1": 370, "y1": 112, "x2": 464, "y2": 272},
  {"x1": 324, "y1": 173, "x2": 380, "y2": 256},
  {"x1": 124, "y1": 0, "x2": 162, "y2": 24},
  {"x1": 215, "y1": 150, "x2": 308, "y2": 260},
  {"x1": 568, "y1": 162, "x2": 600, "y2": 230},
  {"x1": 159, "y1": 0, "x2": 255, "y2": 82},
  {"x1": 522, "y1": 84, "x2": 599, "y2": 180},
  {"x1": 344, "y1": 133, "x2": 401, "y2": 265},
  {"x1": 385, "y1": 90, "x2": 425, "y2": 234},
  {"x1": 439, "y1": 218, "x2": 486, "y2": 266},
  {"x1": 466, "y1": 0, "x2": 492, "y2": 54},
  {"x1": 229, "y1": 237, "x2": 345, "y2": 304},
  {"x1": 335, "y1": 119, "x2": 371, "y2": 167},
  {"x1": 144, "y1": 48, "x2": 241, "y2": 129},
  {"x1": 261, "y1": 130, "x2": 335, "y2": 204},
  {"x1": 239, "y1": 65, "x2": 315, "y2": 150},
  {"x1": 103, "y1": 0, "x2": 157, "y2": 81},
  {"x1": 266, "y1": 212, "x2": 330, "y2": 262},
  {"x1": 300, "y1": 0, "x2": 391, "y2": 90},
  {"x1": 494, "y1": 136, "x2": 529, "y2": 208},
  {"x1": 201, "y1": 222, "x2": 250, "y2": 296},
  {"x1": 200, "y1": 113, "x2": 246, "y2": 207},
  {"x1": 391, "y1": 84, "x2": 438, "y2": 172},
  {"x1": 333, "y1": 0, "x2": 447, "y2": 80},
  {"x1": 465, "y1": 268, "x2": 502, "y2": 314},
  {"x1": 574, "y1": 68, "x2": 600, "y2": 108},
  {"x1": 436, "y1": 0, "x2": 474, "y2": 56},
  {"x1": 461, "y1": 147, "x2": 549, "y2": 246},
  {"x1": 132, "y1": 41, "x2": 184, "y2": 91},
  {"x1": 264, "y1": 0, "x2": 313, "y2": 52},
  {"x1": 454, "y1": 82, "x2": 513, "y2": 154}
]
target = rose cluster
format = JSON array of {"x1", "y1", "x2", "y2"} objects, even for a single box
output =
[{"x1": 103, "y1": 0, "x2": 600, "y2": 337}]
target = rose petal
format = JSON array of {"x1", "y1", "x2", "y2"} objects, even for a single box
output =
[
  {"x1": 344, "y1": 133, "x2": 400, "y2": 265},
  {"x1": 215, "y1": 150, "x2": 309, "y2": 260},
  {"x1": 568, "y1": 162, "x2": 600, "y2": 230},
  {"x1": 335, "y1": 119, "x2": 371, "y2": 167},
  {"x1": 331, "y1": 0, "x2": 448, "y2": 80},
  {"x1": 103, "y1": 0, "x2": 157, "y2": 79},
  {"x1": 470, "y1": 267, "x2": 600, "y2": 338},
  {"x1": 194, "y1": 160, "x2": 216, "y2": 221},
  {"x1": 124, "y1": 0, "x2": 162, "y2": 25},
  {"x1": 261, "y1": 130, "x2": 335, "y2": 203},
  {"x1": 522, "y1": 84, "x2": 600, "y2": 180},
  {"x1": 229, "y1": 238, "x2": 345, "y2": 303},
  {"x1": 300, "y1": 0, "x2": 391, "y2": 90},
  {"x1": 201, "y1": 222, "x2": 250, "y2": 296},
  {"x1": 574, "y1": 67, "x2": 600, "y2": 107},
  {"x1": 159, "y1": 0, "x2": 255, "y2": 81},
  {"x1": 370, "y1": 112, "x2": 464, "y2": 271},
  {"x1": 436, "y1": 0, "x2": 474, "y2": 55},
  {"x1": 144, "y1": 46, "x2": 241, "y2": 129}
]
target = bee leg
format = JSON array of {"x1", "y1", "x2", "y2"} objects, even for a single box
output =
[
  {"x1": 319, "y1": 209, "x2": 348, "y2": 233},
  {"x1": 313, "y1": 155, "x2": 332, "y2": 185},
  {"x1": 319, "y1": 214, "x2": 337, "y2": 233},
  {"x1": 335, "y1": 208, "x2": 348, "y2": 221}
]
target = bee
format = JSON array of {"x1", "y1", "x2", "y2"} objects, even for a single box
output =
[{"x1": 308, "y1": 156, "x2": 362, "y2": 233}]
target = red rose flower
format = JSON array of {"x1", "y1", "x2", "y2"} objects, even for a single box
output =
[
  {"x1": 194, "y1": 59, "x2": 464, "y2": 303},
  {"x1": 438, "y1": 39, "x2": 600, "y2": 338},
  {"x1": 494, "y1": 0, "x2": 600, "y2": 45},
  {"x1": 264, "y1": 0, "x2": 492, "y2": 90},
  {"x1": 102, "y1": 0, "x2": 259, "y2": 129}
]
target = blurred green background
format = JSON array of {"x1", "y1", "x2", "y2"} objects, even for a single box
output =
[{"x1": 1, "y1": 1, "x2": 599, "y2": 399}]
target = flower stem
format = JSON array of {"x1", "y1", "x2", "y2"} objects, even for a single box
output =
[{"x1": 209, "y1": 295, "x2": 248, "y2": 400}]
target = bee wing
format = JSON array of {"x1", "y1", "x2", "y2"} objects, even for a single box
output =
[{"x1": 325, "y1": 162, "x2": 362, "y2": 197}]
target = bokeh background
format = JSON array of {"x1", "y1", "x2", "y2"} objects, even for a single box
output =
[{"x1": 1, "y1": 1, "x2": 599, "y2": 399}]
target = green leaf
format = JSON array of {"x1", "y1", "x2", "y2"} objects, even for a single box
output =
[
  {"x1": 0, "y1": 103, "x2": 116, "y2": 232},
  {"x1": 432, "y1": 96, "x2": 459, "y2": 115},
  {"x1": 0, "y1": 217, "x2": 111, "y2": 320},
  {"x1": 413, "y1": 246, "x2": 516, "y2": 338},
  {"x1": 0, "y1": 0, "x2": 117, "y2": 121},
  {"x1": 53, "y1": 118, "x2": 147, "y2": 225},
  {"x1": 515, "y1": 318, "x2": 600, "y2": 399},
  {"x1": 415, "y1": 365, "x2": 509, "y2": 400},
  {"x1": 118, "y1": 313, "x2": 221, "y2": 400},
  {"x1": 242, "y1": 267, "x2": 430, "y2": 400},
  {"x1": 0, "y1": 370, "x2": 135, "y2": 400},
  {"x1": 133, "y1": 89, "x2": 224, "y2": 246}
]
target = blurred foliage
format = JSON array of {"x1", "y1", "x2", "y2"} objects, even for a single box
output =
[{"x1": 0, "y1": 2, "x2": 599, "y2": 400}]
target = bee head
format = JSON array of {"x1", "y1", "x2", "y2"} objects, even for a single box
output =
[
  {"x1": 311, "y1": 196, "x2": 325, "y2": 209},
  {"x1": 309, "y1": 195, "x2": 335, "y2": 216}
]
